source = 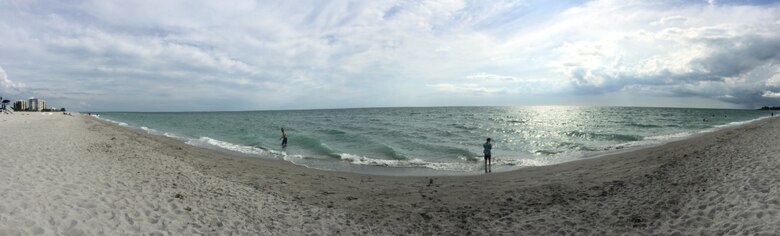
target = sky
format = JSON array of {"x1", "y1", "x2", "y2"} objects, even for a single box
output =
[{"x1": 1, "y1": 0, "x2": 779, "y2": 111}]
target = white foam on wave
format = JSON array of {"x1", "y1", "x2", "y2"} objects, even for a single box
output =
[
  {"x1": 603, "y1": 131, "x2": 692, "y2": 150},
  {"x1": 137, "y1": 126, "x2": 182, "y2": 139},
  {"x1": 645, "y1": 131, "x2": 692, "y2": 141},
  {"x1": 493, "y1": 158, "x2": 548, "y2": 167},
  {"x1": 336, "y1": 153, "x2": 483, "y2": 172},
  {"x1": 92, "y1": 115, "x2": 128, "y2": 126},
  {"x1": 90, "y1": 114, "x2": 485, "y2": 172},
  {"x1": 163, "y1": 133, "x2": 178, "y2": 138},
  {"x1": 90, "y1": 112, "x2": 773, "y2": 174},
  {"x1": 567, "y1": 115, "x2": 775, "y2": 163},
  {"x1": 338, "y1": 153, "x2": 421, "y2": 167},
  {"x1": 713, "y1": 116, "x2": 769, "y2": 129},
  {"x1": 281, "y1": 154, "x2": 304, "y2": 162},
  {"x1": 185, "y1": 136, "x2": 268, "y2": 156},
  {"x1": 266, "y1": 149, "x2": 287, "y2": 157},
  {"x1": 93, "y1": 114, "x2": 280, "y2": 160},
  {"x1": 661, "y1": 116, "x2": 768, "y2": 140}
]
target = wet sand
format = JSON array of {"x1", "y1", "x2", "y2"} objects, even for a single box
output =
[{"x1": 1, "y1": 113, "x2": 779, "y2": 235}]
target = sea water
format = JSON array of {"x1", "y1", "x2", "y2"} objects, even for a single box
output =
[{"x1": 94, "y1": 106, "x2": 773, "y2": 175}]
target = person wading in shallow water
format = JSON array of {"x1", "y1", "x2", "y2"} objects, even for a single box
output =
[
  {"x1": 280, "y1": 128, "x2": 288, "y2": 147},
  {"x1": 483, "y1": 138, "x2": 493, "y2": 173}
]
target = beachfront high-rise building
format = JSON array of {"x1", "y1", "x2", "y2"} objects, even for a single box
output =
[
  {"x1": 13, "y1": 100, "x2": 27, "y2": 111},
  {"x1": 28, "y1": 98, "x2": 38, "y2": 111},
  {"x1": 28, "y1": 98, "x2": 46, "y2": 111}
]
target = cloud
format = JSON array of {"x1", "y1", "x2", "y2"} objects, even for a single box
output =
[
  {"x1": 762, "y1": 91, "x2": 780, "y2": 98},
  {"x1": 766, "y1": 72, "x2": 780, "y2": 87},
  {"x1": 652, "y1": 16, "x2": 689, "y2": 26},
  {"x1": 430, "y1": 72, "x2": 563, "y2": 98},
  {"x1": 467, "y1": 73, "x2": 527, "y2": 82},
  {"x1": 551, "y1": 1, "x2": 780, "y2": 106},
  {"x1": 1, "y1": 0, "x2": 779, "y2": 111},
  {"x1": 0, "y1": 66, "x2": 23, "y2": 95},
  {"x1": 429, "y1": 83, "x2": 505, "y2": 95}
]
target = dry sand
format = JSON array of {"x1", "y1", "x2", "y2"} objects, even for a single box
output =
[{"x1": 1, "y1": 112, "x2": 779, "y2": 235}]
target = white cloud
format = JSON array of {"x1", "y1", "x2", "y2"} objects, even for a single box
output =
[
  {"x1": 467, "y1": 73, "x2": 521, "y2": 82},
  {"x1": 428, "y1": 83, "x2": 504, "y2": 95},
  {"x1": 766, "y1": 71, "x2": 780, "y2": 87},
  {"x1": 542, "y1": 1, "x2": 780, "y2": 106},
  {"x1": 0, "y1": 66, "x2": 23, "y2": 94},
  {"x1": 0, "y1": 1, "x2": 779, "y2": 110},
  {"x1": 763, "y1": 91, "x2": 780, "y2": 98},
  {"x1": 652, "y1": 16, "x2": 690, "y2": 26}
]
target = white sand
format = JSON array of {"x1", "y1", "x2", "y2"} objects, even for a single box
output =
[
  {"x1": 1, "y1": 112, "x2": 779, "y2": 235},
  {"x1": 0, "y1": 113, "x2": 348, "y2": 235}
]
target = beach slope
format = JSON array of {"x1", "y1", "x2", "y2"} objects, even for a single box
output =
[{"x1": 1, "y1": 113, "x2": 779, "y2": 235}]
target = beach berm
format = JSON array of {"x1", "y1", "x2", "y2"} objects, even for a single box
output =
[{"x1": 1, "y1": 113, "x2": 779, "y2": 235}]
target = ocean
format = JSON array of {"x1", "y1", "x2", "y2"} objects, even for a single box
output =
[{"x1": 93, "y1": 106, "x2": 773, "y2": 175}]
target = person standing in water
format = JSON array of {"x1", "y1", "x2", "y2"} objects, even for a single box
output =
[
  {"x1": 280, "y1": 128, "x2": 288, "y2": 147},
  {"x1": 483, "y1": 138, "x2": 492, "y2": 173}
]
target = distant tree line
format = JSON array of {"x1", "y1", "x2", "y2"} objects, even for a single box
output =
[{"x1": 759, "y1": 106, "x2": 780, "y2": 110}]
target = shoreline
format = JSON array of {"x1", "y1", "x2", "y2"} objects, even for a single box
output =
[
  {"x1": 90, "y1": 113, "x2": 774, "y2": 176},
  {"x1": 1, "y1": 113, "x2": 779, "y2": 234}
]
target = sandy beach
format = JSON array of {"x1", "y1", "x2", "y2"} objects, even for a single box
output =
[{"x1": 1, "y1": 112, "x2": 779, "y2": 235}]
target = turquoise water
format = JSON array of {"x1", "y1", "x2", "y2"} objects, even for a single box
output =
[{"x1": 94, "y1": 106, "x2": 773, "y2": 175}]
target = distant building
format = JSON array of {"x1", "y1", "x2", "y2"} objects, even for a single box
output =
[
  {"x1": 28, "y1": 98, "x2": 46, "y2": 111},
  {"x1": 13, "y1": 100, "x2": 26, "y2": 111},
  {"x1": 28, "y1": 98, "x2": 38, "y2": 111}
]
